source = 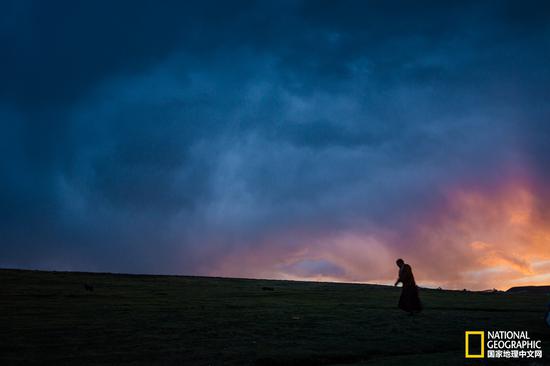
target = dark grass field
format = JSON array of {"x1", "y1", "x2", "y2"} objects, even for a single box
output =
[{"x1": 1, "y1": 269, "x2": 549, "y2": 365}]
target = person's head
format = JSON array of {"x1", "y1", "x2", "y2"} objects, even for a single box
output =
[{"x1": 396, "y1": 258, "x2": 404, "y2": 268}]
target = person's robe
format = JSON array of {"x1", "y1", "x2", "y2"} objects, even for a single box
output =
[{"x1": 397, "y1": 264, "x2": 422, "y2": 313}]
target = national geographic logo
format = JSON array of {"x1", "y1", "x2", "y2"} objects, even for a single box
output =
[{"x1": 465, "y1": 331, "x2": 543, "y2": 359}]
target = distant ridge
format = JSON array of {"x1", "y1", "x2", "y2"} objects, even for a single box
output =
[{"x1": 506, "y1": 285, "x2": 550, "y2": 294}]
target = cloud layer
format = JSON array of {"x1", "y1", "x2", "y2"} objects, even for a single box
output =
[{"x1": 1, "y1": 0, "x2": 550, "y2": 289}]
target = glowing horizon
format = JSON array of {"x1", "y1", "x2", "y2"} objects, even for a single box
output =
[{"x1": 203, "y1": 174, "x2": 550, "y2": 291}]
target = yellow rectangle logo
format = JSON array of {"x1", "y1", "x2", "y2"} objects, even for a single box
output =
[{"x1": 465, "y1": 331, "x2": 485, "y2": 358}]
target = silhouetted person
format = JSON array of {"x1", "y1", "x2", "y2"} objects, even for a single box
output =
[{"x1": 394, "y1": 258, "x2": 422, "y2": 315}]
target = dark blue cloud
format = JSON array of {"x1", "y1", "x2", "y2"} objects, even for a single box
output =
[{"x1": 1, "y1": 0, "x2": 549, "y2": 278}]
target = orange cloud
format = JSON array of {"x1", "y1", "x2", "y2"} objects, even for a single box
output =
[
  {"x1": 207, "y1": 179, "x2": 550, "y2": 290},
  {"x1": 403, "y1": 180, "x2": 550, "y2": 289}
]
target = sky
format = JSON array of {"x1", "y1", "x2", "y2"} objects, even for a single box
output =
[{"x1": 1, "y1": 0, "x2": 550, "y2": 290}]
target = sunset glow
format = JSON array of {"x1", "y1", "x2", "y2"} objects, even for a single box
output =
[{"x1": 205, "y1": 178, "x2": 550, "y2": 290}]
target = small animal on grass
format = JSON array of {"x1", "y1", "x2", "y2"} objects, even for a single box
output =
[
  {"x1": 262, "y1": 286, "x2": 274, "y2": 291},
  {"x1": 83, "y1": 283, "x2": 94, "y2": 292}
]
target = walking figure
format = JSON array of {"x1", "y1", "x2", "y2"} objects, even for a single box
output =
[{"x1": 394, "y1": 258, "x2": 422, "y2": 315}]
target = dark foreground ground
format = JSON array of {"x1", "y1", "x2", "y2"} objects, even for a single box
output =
[{"x1": 1, "y1": 269, "x2": 549, "y2": 365}]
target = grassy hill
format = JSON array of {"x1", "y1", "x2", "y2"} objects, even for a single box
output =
[
  {"x1": 1, "y1": 269, "x2": 548, "y2": 365},
  {"x1": 507, "y1": 286, "x2": 550, "y2": 294}
]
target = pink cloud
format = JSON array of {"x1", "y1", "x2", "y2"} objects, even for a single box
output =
[{"x1": 204, "y1": 173, "x2": 550, "y2": 290}]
